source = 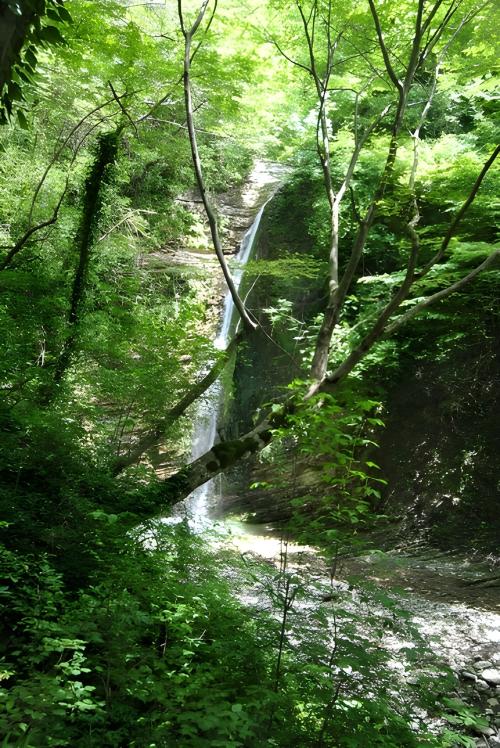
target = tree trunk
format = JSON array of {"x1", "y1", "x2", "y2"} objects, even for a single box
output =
[
  {"x1": 160, "y1": 401, "x2": 292, "y2": 505},
  {"x1": 53, "y1": 129, "x2": 120, "y2": 385}
]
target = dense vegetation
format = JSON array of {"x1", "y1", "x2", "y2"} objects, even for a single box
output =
[{"x1": 0, "y1": 0, "x2": 498, "y2": 745}]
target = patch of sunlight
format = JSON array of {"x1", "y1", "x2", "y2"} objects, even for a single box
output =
[{"x1": 221, "y1": 518, "x2": 316, "y2": 560}]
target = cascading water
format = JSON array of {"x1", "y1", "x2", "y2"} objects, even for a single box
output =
[
  {"x1": 213, "y1": 202, "x2": 266, "y2": 351},
  {"x1": 178, "y1": 200, "x2": 272, "y2": 529}
]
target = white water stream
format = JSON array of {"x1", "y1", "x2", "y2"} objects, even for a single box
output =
[{"x1": 176, "y1": 200, "x2": 271, "y2": 529}]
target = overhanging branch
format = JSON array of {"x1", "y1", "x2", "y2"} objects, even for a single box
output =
[
  {"x1": 385, "y1": 250, "x2": 500, "y2": 335},
  {"x1": 112, "y1": 331, "x2": 244, "y2": 474}
]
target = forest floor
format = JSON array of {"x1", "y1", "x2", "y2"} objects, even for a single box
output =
[{"x1": 215, "y1": 520, "x2": 500, "y2": 746}]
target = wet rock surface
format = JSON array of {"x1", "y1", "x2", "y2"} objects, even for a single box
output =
[{"x1": 152, "y1": 159, "x2": 287, "y2": 269}]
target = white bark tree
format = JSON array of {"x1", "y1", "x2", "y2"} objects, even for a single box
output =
[{"x1": 116, "y1": 0, "x2": 499, "y2": 508}]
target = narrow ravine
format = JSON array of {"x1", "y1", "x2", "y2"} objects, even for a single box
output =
[
  {"x1": 172, "y1": 168, "x2": 500, "y2": 746},
  {"x1": 174, "y1": 163, "x2": 287, "y2": 528}
]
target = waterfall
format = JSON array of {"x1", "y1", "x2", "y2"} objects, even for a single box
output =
[
  {"x1": 178, "y1": 200, "x2": 271, "y2": 529},
  {"x1": 214, "y1": 202, "x2": 267, "y2": 350}
]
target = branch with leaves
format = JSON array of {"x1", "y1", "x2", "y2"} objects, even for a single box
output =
[
  {"x1": 306, "y1": 0, "x2": 481, "y2": 380},
  {"x1": 0, "y1": 91, "x2": 134, "y2": 271},
  {"x1": 112, "y1": 331, "x2": 244, "y2": 474}
]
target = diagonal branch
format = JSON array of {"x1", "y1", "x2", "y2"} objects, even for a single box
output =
[
  {"x1": 0, "y1": 111, "x2": 118, "y2": 270},
  {"x1": 159, "y1": 398, "x2": 288, "y2": 504},
  {"x1": 416, "y1": 143, "x2": 500, "y2": 278},
  {"x1": 419, "y1": 0, "x2": 461, "y2": 63},
  {"x1": 190, "y1": 0, "x2": 219, "y2": 64},
  {"x1": 0, "y1": 187, "x2": 68, "y2": 270},
  {"x1": 268, "y1": 34, "x2": 312, "y2": 74},
  {"x1": 385, "y1": 250, "x2": 500, "y2": 335},
  {"x1": 178, "y1": 0, "x2": 257, "y2": 331},
  {"x1": 112, "y1": 331, "x2": 244, "y2": 474},
  {"x1": 367, "y1": 0, "x2": 402, "y2": 91},
  {"x1": 315, "y1": 222, "x2": 421, "y2": 393},
  {"x1": 108, "y1": 81, "x2": 138, "y2": 135},
  {"x1": 421, "y1": 0, "x2": 445, "y2": 35},
  {"x1": 178, "y1": 0, "x2": 211, "y2": 38},
  {"x1": 26, "y1": 91, "x2": 135, "y2": 228}
]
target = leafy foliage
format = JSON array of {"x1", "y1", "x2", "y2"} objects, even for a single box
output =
[
  {"x1": 0, "y1": 0, "x2": 72, "y2": 124},
  {"x1": 0, "y1": 0, "x2": 498, "y2": 745}
]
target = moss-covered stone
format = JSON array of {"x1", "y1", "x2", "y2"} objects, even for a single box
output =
[
  {"x1": 211, "y1": 436, "x2": 262, "y2": 469},
  {"x1": 162, "y1": 470, "x2": 191, "y2": 506}
]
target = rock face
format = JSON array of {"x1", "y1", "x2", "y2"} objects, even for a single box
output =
[
  {"x1": 144, "y1": 159, "x2": 287, "y2": 340},
  {"x1": 154, "y1": 159, "x2": 287, "y2": 267},
  {"x1": 216, "y1": 161, "x2": 289, "y2": 255},
  {"x1": 375, "y1": 327, "x2": 500, "y2": 553},
  {"x1": 475, "y1": 661, "x2": 494, "y2": 670}
]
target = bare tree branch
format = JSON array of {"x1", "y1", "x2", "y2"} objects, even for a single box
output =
[
  {"x1": 421, "y1": 0, "x2": 446, "y2": 36},
  {"x1": 178, "y1": 0, "x2": 257, "y2": 330},
  {"x1": 189, "y1": 0, "x2": 219, "y2": 64},
  {"x1": 113, "y1": 331, "x2": 244, "y2": 474},
  {"x1": 0, "y1": 189, "x2": 67, "y2": 270},
  {"x1": 268, "y1": 34, "x2": 312, "y2": 74}
]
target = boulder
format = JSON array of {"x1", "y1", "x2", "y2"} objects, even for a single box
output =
[{"x1": 482, "y1": 669, "x2": 500, "y2": 686}]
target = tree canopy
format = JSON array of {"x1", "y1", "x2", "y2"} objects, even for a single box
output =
[{"x1": 0, "y1": 0, "x2": 498, "y2": 744}]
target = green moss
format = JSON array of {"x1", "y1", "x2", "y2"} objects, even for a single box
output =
[{"x1": 212, "y1": 437, "x2": 259, "y2": 469}]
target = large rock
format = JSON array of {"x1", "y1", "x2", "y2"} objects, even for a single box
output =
[
  {"x1": 462, "y1": 670, "x2": 478, "y2": 682},
  {"x1": 482, "y1": 669, "x2": 500, "y2": 686},
  {"x1": 474, "y1": 660, "x2": 494, "y2": 670}
]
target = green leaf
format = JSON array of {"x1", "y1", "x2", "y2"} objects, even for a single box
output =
[
  {"x1": 24, "y1": 48, "x2": 37, "y2": 69},
  {"x1": 38, "y1": 25, "x2": 65, "y2": 45},
  {"x1": 16, "y1": 110, "x2": 28, "y2": 129},
  {"x1": 56, "y1": 5, "x2": 73, "y2": 23}
]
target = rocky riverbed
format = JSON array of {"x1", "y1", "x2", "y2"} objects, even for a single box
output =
[{"x1": 212, "y1": 521, "x2": 500, "y2": 746}]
